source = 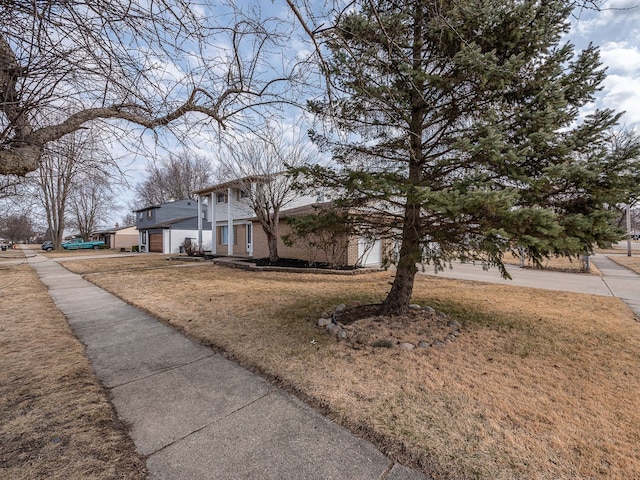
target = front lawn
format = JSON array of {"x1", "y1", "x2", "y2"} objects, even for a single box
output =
[{"x1": 62, "y1": 257, "x2": 640, "y2": 479}]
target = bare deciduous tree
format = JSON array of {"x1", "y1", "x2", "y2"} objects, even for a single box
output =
[
  {"x1": 216, "y1": 124, "x2": 318, "y2": 262},
  {"x1": 68, "y1": 175, "x2": 117, "y2": 241},
  {"x1": 31, "y1": 129, "x2": 120, "y2": 249},
  {"x1": 135, "y1": 150, "x2": 213, "y2": 206},
  {"x1": 0, "y1": 213, "x2": 33, "y2": 243},
  {"x1": 120, "y1": 212, "x2": 136, "y2": 227},
  {"x1": 1, "y1": 1, "x2": 302, "y2": 176}
]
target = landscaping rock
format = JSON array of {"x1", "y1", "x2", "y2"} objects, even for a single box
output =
[
  {"x1": 318, "y1": 317, "x2": 332, "y2": 328},
  {"x1": 316, "y1": 303, "x2": 462, "y2": 353},
  {"x1": 326, "y1": 323, "x2": 342, "y2": 336},
  {"x1": 447, "y1": 319, "x2": 461, "y2": 330}
]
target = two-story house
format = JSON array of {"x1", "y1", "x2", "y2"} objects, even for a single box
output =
[
  {"x1": 194, "y1": 175, "x2": 386, "y2": 266},
  {"x1": 194, "y1": 175, "x2": 318, "y2": 257},
  {"x1": 134, "y1": 198, "x2": 211, "y2": 253}
]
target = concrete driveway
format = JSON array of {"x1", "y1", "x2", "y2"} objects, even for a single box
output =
[{"x1": 419, "y1": 254, "x2": 640, "y2": 317}]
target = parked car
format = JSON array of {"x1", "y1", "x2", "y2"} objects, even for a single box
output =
[
  {"x1": 41, "y1": 240, "x2": 53, "y2": 251},
  {"x1": 61, "y1": 238, "x2": 105, "y2": 250}
]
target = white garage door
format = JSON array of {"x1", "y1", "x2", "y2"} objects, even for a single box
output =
[{"x1": 358, "y1": 237, "x2": 382, "y2": 266}]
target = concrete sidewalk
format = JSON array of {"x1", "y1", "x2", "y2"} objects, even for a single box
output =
[
  {"x1": 590, "y1": 255, "x2": 640, "y2": 317},
  {"x1": 419, "y1": 260, "x2": 613, "y2": 296},
  {"x1": 26, "y1": 252, "x2": 426, "y2": 480}
]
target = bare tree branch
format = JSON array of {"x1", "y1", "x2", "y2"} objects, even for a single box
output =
[
  {"x1": 1, "y1": 1, "x2": 303, "y2": 176},
  {"x1": 215, "y1": 122, "x2": 318, "y2": 261}
]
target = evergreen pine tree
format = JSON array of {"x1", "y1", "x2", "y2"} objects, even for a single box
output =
[{"x1": 301, "y1": 0, "x2": 640, "y2": 315}]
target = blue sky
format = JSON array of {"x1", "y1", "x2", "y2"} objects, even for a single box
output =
[{"x1": 569, "y1": 0, "x2": 640, "y2": 125}]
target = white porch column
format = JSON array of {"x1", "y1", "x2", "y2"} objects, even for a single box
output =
[
  {"x1": 227, "y1": 187, "x2": 233, "y2": 256},
  {"x1": 197, "y1": 195, "x2": 203, "y2": 250},
  {"x1": 210, "y1": 192, "x2": 217, "y2": 254}
]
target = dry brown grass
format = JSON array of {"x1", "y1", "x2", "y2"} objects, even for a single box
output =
[
  {"x1": 58, "y1": 254, "x2": 182, "y2": 274},
  {"x1": 60, "y1": 256, "x2": 640, "y2": 480},
  {"x1": 605, "y1": 255, "x2": 640, "y2": 274},
  {"x1": 40, "y1": 249, "x2": 137, "y2": 259},
  {"x1": 0, "y1": 257, "x2": 146, "y2": 479},
  {"x1": 502, "y1": 252, "x2": 589, "y2": 273},
  {"x1": 594, "y1": 241, "x2": 640, "y2": 255}
]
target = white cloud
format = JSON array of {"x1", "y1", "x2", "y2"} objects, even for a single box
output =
[
  {"x1": 568, "y1": 4, "x2": 640, "y2": 127},
  {"x1": 573, "y1": 1, "x2": 640, "y2": 38},
  {"x1": 601, "y1": 74, "x2": 640, "y2": 123},
  {"x1": 600, "y1": 42, "x2": 640, "y2": 73}
]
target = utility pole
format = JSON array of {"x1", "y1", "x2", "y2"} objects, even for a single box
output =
[{"x1": 627, "y1": 204, "x2": 632, "y2": 257}]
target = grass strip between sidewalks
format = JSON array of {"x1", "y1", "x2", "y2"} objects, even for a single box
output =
[{"x1": 0, "y1": 254, "x2": 146, "y2": 480}]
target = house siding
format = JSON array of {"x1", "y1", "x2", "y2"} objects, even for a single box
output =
[
  {"x1": 194, "y1": 175, "x2": 393, "y2": 266},
  {"x1": 214, "y1": 224, "x2": 250, "y2": 256},
  {"x1": 252, "y1": 221, "x2": 352, "y2": 266},
  {"x1": 112, "y1": 227, "x2": 138, "y2": 250},
  {"x1": 170, "y1": 229, "x2": 212, "y2": 254},
  {"x1": 135, "y1": 199, "x2": 205, "y2": 230}
]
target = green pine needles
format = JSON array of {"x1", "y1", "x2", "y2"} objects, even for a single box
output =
[{"x1": 298, "y1": 0, "x2": 640, "y2": 315}]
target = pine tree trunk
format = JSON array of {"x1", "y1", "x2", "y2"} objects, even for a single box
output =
[
  {"x1": 381, "y1": 197, "x2": 422, "y2": 316},
  {"x1": 381, "y1": 9, "x2": 425, "y2": 317}
]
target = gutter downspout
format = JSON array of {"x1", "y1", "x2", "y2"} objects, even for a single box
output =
[
  {"x1": 227, "y1": 187, "x2": 233, "y2": 256},
  {"x1": 197, "y1": 195, "x2": 203, "y2": 251},
  {"x1": 211, "y1": 192, "x2": 217, "y2": 254}
]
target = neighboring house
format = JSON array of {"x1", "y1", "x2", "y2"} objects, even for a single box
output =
[
  {"x1": 134, "y1": 199, "x2": 211, "y2": 254},
  {"x1": 91, "y1": 225, "x2": 138, "y2": 251},
  {"x1": 193, "y1": 176, "x2": 387, "y2": 267}
]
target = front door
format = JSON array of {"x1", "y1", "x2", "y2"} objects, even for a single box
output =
[{"x1": 246, "y1": 223, "x2": 253, "y2": 256}]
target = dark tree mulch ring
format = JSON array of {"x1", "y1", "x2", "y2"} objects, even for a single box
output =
[
  {"x1": 252, "y1": 257, "x2": 358, "y2": 270},
  {"x1": 334, "y1": 304, "x2": 384, "y2": 325}
]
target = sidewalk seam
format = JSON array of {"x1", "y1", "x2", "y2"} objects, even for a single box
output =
[
  {"x1": 145, "y1": 389, "x2": 276, "y2": 457},
  {"x1": 107, "y1": 353, "x2": 216, "y2": 389}
]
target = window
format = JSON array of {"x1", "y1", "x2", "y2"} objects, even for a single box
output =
[
  {"x1": 239, "y1": 189, "x2": 249, "y2": 199},
  {"x1": 146, "y1": 209, "x2": 153, "y2": 219},
  {"x1": 217, "y1": 193, "x2": 227, "y2": 204},
  {"x1": 218, "y1": 226, "x2": 238, "y2": 245},
  {"x1": 315, "y1": 191, "x2": 331, "y2": 202},
  {"x1": 138, "y1": 212, "x2": 144, "y2": 221}
]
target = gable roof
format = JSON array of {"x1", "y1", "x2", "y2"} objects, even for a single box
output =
[
  {"x1": 194, "y1": 173, "x2": 286, "y2": 196},
  {"x1": 133, "y1": 198, "x2": 199, "y2": 213},
  {"x1": 92, "y1": 225, "x2": 136, "y2": 234},
  {"x1": 138, "y1": 216, "x2": 212, "y2": 230},
  {"x1": 248, "y1": 202, "x2": 335, "y2": 222}
]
